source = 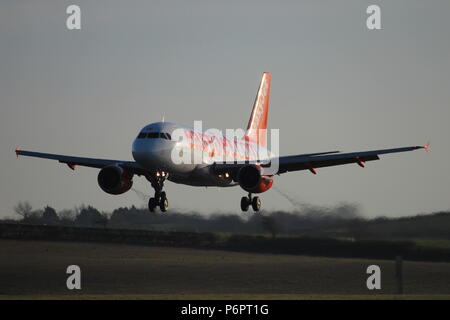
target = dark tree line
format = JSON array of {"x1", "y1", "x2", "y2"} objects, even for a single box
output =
[
  {"x1": 13, "y1": 201, "x2": 107, "y2": 228},
  {"x1": 8, "y1": 201, "x2": 450, "y2": 240},
  {"x1": 9, "y1": 201, "x2": 362, "y2": 236}
]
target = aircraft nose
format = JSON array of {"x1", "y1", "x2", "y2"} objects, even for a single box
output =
[{"x1": 132, "y1": 139, "x2": 173, "y2": 169}]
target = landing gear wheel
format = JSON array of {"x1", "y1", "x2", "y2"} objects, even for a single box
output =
[
  {"x1": 252, "y1": 196, "x2": 261, "y2": 212},
  {"x1": 159, "y1": 192, "x2": 169, "y2": 212},
  {"x1": 240, "y1": 196, "x2": 250, "y2": 212},
  {"x1": 148, "y1": 197, "x2": 157, "y2": 212}
]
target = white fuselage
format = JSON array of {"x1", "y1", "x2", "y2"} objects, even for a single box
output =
[{"x1": 131, "y1": 122, "x2": 271, "y2": 187}]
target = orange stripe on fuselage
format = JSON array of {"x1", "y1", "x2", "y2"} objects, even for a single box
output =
[{"x1": 182, "y1": 129, "x2": 263, "y2": 162}]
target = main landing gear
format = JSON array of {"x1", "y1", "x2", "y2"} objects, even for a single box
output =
[
  {"x1": 147, "y1": 171, "x2": 169, "y2": 212},
  {"x1": 240, "y1": 193, "x2": 261, "y2": 212}
]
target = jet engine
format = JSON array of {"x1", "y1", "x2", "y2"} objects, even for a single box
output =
[
  {"x1": 97, "y1": 165, "x2": 133, "y2": 195},
  {"x1": 237, "y1": 165, "x2": 273, "y2": 193}
]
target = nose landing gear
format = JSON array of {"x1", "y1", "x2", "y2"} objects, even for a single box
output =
[
  {"x1": 147, "y1": 171, "x2": 169, "y2": 213},
  {"x1": 240, "y1": 193, "x2": 261, "y2": 212},
  {"x1": 148, "y1": 191, "x2": 168, "y2": 212}
]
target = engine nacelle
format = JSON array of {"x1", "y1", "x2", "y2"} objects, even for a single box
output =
[
  {"x1": 97, "y1": 165, "x2": 133, "y2": 195},
  {"x1": 237, "y1": 165, "x2": 273, "y2": 193}
]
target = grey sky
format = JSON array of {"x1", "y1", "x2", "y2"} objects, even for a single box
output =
[{"x1": 1, "y1": 0, "x2": 449, "y2": 218}]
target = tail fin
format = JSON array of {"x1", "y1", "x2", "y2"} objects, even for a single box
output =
[{"x1": 245, "y1": 72, "x2": 271, "y2": 147}]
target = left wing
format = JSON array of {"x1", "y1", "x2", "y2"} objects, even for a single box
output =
[{"x1": 15, "y1": 148, "x2": 148, "y2": 175}]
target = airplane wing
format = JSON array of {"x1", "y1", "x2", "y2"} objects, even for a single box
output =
[
  {"x1": 15, "y1": 148, "x2": 148, "y2": 175},
  {"x1": 213, "y1": 144, "x2": 428, "y2": 175},
  {"x1": 276, "y1": 145, "x2": 428, "y2": 174}
]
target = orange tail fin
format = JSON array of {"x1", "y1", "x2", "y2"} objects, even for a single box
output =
[{"x1": 245, "y1": 72, "x2": 271, "y2": 147}]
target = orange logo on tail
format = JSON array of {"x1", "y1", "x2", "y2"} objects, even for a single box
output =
[{"x1": 245, "y1": 72, "x2": 271, "y2": 147}]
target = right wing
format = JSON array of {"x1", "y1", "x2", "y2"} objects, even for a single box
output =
[
  {"x1": 15, "y1": 148, "x2": 148, "y2": 175},
  {"x1": 212, "y1": 144, "x2": 428, "y2": 176},
  {"x1": 276, "y1": 145, "x2": 427, "y2": 174}
]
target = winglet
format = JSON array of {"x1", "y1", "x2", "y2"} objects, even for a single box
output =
[
  {"x1": 15, "y1": 146, "x2": 21, "y2": 158},
  {"x1": 413, "y1": 142, "x2": 430, "y2": 152}
]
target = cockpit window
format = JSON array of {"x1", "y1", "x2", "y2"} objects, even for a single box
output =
[
  {"x1": 145, "y1": 132, "x2": 172, "y2": 140},
  {"x1": 137, "y1": 132, "x2": 146, "y2": 139},
  {"x1": 147, "y1": 132, "x2": 160, "y2": 139}
]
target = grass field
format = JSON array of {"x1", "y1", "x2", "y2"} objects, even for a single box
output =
[{"x1": 1, "y1": 239, "x2": 450, "y2": 299}]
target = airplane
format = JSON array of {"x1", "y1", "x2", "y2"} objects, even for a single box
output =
[{"x1": 15, "y1": 72, "x2": 429, "y2": 213}]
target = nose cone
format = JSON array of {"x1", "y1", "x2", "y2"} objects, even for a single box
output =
[{"x1": 132, "y1": 139, "x2": 174, "y2": 170}]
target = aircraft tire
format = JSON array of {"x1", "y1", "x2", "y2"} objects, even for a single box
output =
[
  {"x1": 252, "y1": 196, "x2": 261, "y2": 212},
  {"x1": 160, "y1": 197, "x2": 169, "y2": 212},
  {"x1": 148, "y1": 197, "x2": 157, "y2": 212},
  {"x1": 240, "y1": 197, "x2": 250, "y2": 212}
]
